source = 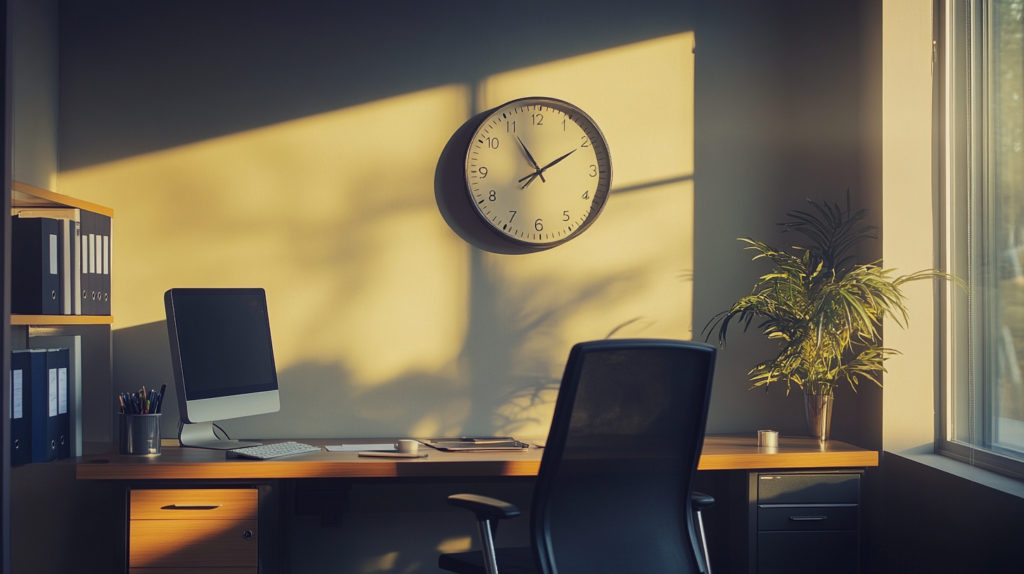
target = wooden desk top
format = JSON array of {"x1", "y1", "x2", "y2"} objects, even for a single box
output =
[{"x1": 75, "y1": 435, "x2": 878, "y2": 481}]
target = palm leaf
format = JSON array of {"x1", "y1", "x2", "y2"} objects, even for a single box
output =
[{"x1": 706, "y1": 192, "x2": 964, "y2": 395}]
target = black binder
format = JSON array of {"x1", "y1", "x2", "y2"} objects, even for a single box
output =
[
  {"x1": 12, "y1": 210, "x2": 82, "y2": 315},
  {"x1": 11, "y1": 217, "x2": 61, "y2": 315},
  {"x1": 28, "y1": 349, "x2": 58, "y2": 463},
  {"x1": 10, "y1": 350, "x2": 32, "y2": 466},
  {"x1": 79, "y1": 210, "x2": 111, "y2": 315},
  {"x1": 48, "y1": 348, "x2": 71, "y2": 459}
]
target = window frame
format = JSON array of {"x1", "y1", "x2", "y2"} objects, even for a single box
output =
[{"x1": 937, "y1": 0, "x2": 1024, "y2": 480}]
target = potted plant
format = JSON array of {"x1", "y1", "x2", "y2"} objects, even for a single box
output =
[{"x1": 704, "y1": 195, "x2": 960, "y2": 441}]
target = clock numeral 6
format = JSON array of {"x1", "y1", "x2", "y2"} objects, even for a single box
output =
[
  {"x1": 485, "y1": 137, "x2": 499, "y2": 149},
  {"x1": 534, "y1": 219, "x2": 544, "y2": 232},
  {"x1": 479, "y1": 167, "x2": 488, "y2": 178},
  {"x1": 563, "y1": 211, "x2": 570, "y2": 221},
  {"x1": 489, "y1": 190, "x2": 496, "y2": 201}
]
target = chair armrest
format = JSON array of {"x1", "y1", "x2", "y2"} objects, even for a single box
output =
[
  {"x1": 448, "y1": 494, "x2": 521, "y2": 522},
  {"x1": 691, "y1": 491, "x2": 715, "y2": 510}
]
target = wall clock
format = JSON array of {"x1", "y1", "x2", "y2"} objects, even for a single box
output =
[{"x1": 463, "y1": 97, "x2": 612, "y2": 248}]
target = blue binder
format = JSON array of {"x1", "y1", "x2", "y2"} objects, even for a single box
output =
[
  {"x1": 10, "y1": 350, "x2": 32, "y2": 466},
  {"x1": 28, "y1": 349, "x2": 59, "y2": 463},
  {"x1": 48, "y1": 348, "x2": 71, "y2": 460}
]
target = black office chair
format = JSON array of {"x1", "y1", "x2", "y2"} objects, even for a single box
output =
[{"x1": 439, "y1": 339, "x2": 717, "y2": 574}]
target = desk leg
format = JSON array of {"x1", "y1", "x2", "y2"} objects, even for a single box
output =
[
  {"x1": 112, "y1": 482, "x2": 129, "y2": 574},
  {"x1": 258, "y1": 481, "x2": 284, "y2": 574}
]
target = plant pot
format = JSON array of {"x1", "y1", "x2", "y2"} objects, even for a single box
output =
[{"x1": 803, "y1": 393, "x2": 833, "y2": 442}]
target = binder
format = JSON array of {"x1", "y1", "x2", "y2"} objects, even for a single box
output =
[
  {"x1": 28, "y1": 349, "x2": 58, "y2": 463},
  {"x1": 79, "y1": 210, "x2": 94, "y2": 314},
  {"x1": 47, "y1": 348, "x2": 71, "y2": 459},
  {"x1": 12, "y1": 209, "x2": 82, "y2": 315},
  {"x1": 10, "y1": 350, "x2": 32, "y2": 466},
  {"x1": 101, "y1": 213, "x2": 111, "y2": 314},
  {"x1": 79, "y1": 210, "x2": 111, "y2": 315},
  {"x1": 11, "y1": 217, "x2": 61, "y2": 315},
  {"x1": 28, "y1": 336, "x2": 82, "y2": 457}
]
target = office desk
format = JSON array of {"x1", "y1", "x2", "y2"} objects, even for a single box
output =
[
  {"x1": 76, "y1": 435, "x2": 877, "y2": 480},
  {"x1": 77, "y1": 436, "x2": 877, "y2": 574}
]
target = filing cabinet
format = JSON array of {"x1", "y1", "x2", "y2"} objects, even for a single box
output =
[
  {"x1": 749, "y1": 471, "x2": 862, "y2": 574},
  {"x1": 124, "y1": 487, "x2": 267, "y2": 574}
]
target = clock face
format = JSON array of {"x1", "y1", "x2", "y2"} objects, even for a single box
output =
[{"x1": 464, "y1": 97, "x2": 612, "y2": 247}]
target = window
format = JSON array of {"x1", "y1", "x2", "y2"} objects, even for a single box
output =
[{"x1": 941, "y1": 0, "x2": 1024, "y2": 477}]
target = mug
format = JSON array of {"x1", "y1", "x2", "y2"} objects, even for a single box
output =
[
  {"x1": 757, "y1": 429, "x2": 779, "y2": 448},
  {"x1": 394, "y1": 439, "x2": 419, "y2": 454}
]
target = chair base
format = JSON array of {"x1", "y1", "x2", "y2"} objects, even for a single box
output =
[{"x1": 439, "y1": 547, "x2": 537, "y2": 574}]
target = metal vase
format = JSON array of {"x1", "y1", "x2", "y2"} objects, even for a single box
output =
[{"x1": 803, "y1": 393, "x2": 833, "y2": 442}]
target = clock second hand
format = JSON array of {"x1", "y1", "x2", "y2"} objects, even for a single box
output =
[{"x1": 519, "y1": 149, "x2": 577, "y2": 189}]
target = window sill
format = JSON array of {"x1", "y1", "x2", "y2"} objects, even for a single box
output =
[{"x1": 887, "y1": 451, "x2": 1024, "y2": 500}]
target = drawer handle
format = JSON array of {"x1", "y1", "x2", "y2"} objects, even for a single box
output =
[
  {"x1": 161, "y1": 504, "x2": 223, "y2": 510},
  {"x1": 789, "y1": 516, "x2": 827, "y2": 521}
]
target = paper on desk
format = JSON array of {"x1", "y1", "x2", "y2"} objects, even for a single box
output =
[{"x1": 325, "y1": 444, "x2": 395, "y2": 452}]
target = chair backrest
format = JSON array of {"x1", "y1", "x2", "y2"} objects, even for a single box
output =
[{"x1": 530, "y1": 339, "x2": 716, "y2": 574}]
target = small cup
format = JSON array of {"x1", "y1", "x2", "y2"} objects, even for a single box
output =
[
  {"x1": 757, "y1": 429, "x2": 779, "y2": 448},
  {"x1": 394, "y1": 439, "x2": 419, "y2": 454}
]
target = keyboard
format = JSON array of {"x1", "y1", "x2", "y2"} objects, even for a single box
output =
[{"x1": 227, "y1": 441, "x2": 321, "y2": 460}]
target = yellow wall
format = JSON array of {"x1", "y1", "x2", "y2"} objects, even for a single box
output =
[
  {"x1": 59, "y1": 33, "x2": 695, "y2": 439},
  {"x1": 881, "y1": 0, "x2": 935, "y2": 454}
]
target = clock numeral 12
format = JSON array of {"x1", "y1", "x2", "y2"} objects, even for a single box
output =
[{"x1": 532, "y1": 113, "x2": 543, "y2": 125}]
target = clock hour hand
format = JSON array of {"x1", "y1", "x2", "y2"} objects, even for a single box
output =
[{"x1": 517, "y1": 136, "x2": 545, "y2": 183}]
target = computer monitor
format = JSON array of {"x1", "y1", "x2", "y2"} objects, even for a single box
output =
[{"x1": 164, "y1": 288, "x2": 281, "y2": 449}]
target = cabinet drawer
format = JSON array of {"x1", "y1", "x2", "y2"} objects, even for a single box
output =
[
  {"x1": 758, "y1": 505, "x2": 859, "y2": 531},
  {"x1": 131, "y1": 489, "x2": 257, "y2": 520},
  {"x1": 758, "y1": 473, "x2": 860, "y2": 505},
  {"x1": 757, "y1": 531, "x2": 858, "y2": 574},
  {"x1": 129, "y1": 519, "x2": 258, "y2": 568}
]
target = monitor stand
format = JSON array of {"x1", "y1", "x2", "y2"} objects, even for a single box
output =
[{"x1": 179, "y1": 421, "x2": 262, "y2": 450}]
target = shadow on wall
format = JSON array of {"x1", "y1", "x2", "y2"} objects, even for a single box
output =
[{"x1": 85, "y1": 28, "x2": 695, "y2": 440}]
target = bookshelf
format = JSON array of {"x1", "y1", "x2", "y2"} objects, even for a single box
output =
[
  {"x1": 11, "y1": 180, "x2": 113, "y2": 325},
  {"x1": 7, "y1": 181, "x2": 118, "y2": 571}
]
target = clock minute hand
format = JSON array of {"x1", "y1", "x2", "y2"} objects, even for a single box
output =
[
  {"x1": 517, "y1": 136, "x2": 545, "y2": 183},
  {"x1": 537, "y1": 149, "x2": 576, "y2": 173},
  {"x1": 520, "y1": 148, "x2": 577, "y2": 184}
]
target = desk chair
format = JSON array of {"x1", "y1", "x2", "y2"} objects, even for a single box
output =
[{"x1": 439, "y1": 339, "x2": 717, "y2": 574}]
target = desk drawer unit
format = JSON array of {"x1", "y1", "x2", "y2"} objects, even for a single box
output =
[
  {"x1": 129, "y1": 489, "x2": 258, "y2": 573},
  {"x1": 753, "y1": 472, "x2": 861, "y2": 574}
]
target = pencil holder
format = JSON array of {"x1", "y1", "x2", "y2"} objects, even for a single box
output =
[{"x1": 119, "y1": 413, "x2": 162, "y2": 455}]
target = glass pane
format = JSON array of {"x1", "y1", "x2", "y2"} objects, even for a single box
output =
[{"x1": 989, "y1": 0, "x2": 1024, "y2": 455}]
